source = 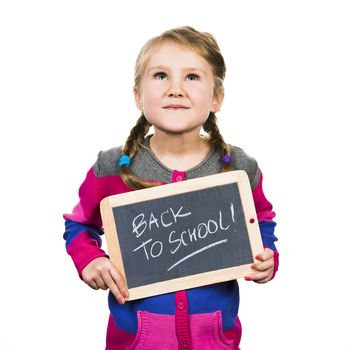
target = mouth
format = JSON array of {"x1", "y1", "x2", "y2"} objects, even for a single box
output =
[{"x1": 163, "y1": 105, "x2": 190, "y2": 110}]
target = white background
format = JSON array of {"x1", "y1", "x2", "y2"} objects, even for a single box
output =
[{"x1": 1, "y1": 1, "x2": 349, "y2": 349}]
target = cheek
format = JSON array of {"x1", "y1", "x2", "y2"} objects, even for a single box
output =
[
  {"x1": 193, "y1": 89, "x2": 214, "y2": 109},
  {"x1": 142, "y1": 88, "x2": 162, "y2": 107}
]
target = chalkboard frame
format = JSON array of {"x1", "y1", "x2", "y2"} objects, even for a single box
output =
[{"x1": 100, "y1": 170, "x2": 263, "y2": 300}]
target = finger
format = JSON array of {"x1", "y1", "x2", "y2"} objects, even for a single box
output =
[
  {"x1": 94, "y1": 275, "x2": 108, "y2": 290},
  {"x1": 109, "y1": 268, "x2": 129, "y2": 303},
  {"x1": 256, "y1": 248, "x2": 274, "y2": 261},
  {"x1": 109, "y1": 267, "x2": 129, "y2": 298},
  {"x1": 254, "y1": 273, "x2": 273, "y2": 284},
  {"x1": 82, "y1": 273, "x2": 101, "y2": 290},
  {"x1": 101, "y1": 271, "x2": 125, "y2": 304},
  {"x1": 251, "y1": 259, "x2": 274, "y2": 272},
  {"x1": 88, "y1": 279, "x2": 99, "y2": 290},
  {"x1": 246, "y1": 270, "x2": 272, "y2": 283}
]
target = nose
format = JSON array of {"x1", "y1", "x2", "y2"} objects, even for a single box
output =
[
  {"x1": 169, "y1": 91, "x2": 183, "y2": 98},
  {"x1": 167, "y1": 79, "x2": 184, "y2": 98}
]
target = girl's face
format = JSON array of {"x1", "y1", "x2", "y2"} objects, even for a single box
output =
[{"x1": 134, "y1": 43, "x2": 223, "y2": 136}]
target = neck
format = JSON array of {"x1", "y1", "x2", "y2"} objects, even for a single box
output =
[
  {"x1": 150, "y1": 130, "x2": 206, "y2": 155},
  {"x1": 148, "y1": 129, "x2": 212, "y2": 171}
]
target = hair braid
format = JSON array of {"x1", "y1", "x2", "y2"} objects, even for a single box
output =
[
  {"x1": 203, "y1": 112, "x2": 233, "y2": 172},
  {"x1": 122, "y1": 114, "x2": 151, "y2": 157},
  {"x1": 120, "y1": 114, "x2": 161, "y2": 190}
]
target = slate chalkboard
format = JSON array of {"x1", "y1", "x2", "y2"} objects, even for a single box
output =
[{"x1": 100, "y1": 171, "x2": 263, "y2": 300}]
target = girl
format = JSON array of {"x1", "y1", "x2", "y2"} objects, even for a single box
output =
[{"x1": 64, "y1": 26, "x2": 278, "y2": 350}]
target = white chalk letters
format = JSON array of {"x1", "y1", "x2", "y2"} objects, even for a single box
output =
[{"x1": 132, "y1": 203, "x2": 235, "y2": 266}]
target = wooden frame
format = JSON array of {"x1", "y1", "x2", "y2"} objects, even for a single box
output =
[{"x1": 100, "y1": 170, "x2": 263, "y2": 300}]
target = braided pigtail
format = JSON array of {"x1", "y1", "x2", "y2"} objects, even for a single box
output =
[
  {"x1": 203, "y1": 112, "x2": 233, "y2": 172},
  {"x1": 120, "y1": 114, "x2": 161, "y2": 190}
]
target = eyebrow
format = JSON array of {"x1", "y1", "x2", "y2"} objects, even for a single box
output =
[{"x1": 147, "y1": 65, "x2": 207, "y2": 75}]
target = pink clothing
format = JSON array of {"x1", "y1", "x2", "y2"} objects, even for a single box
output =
[{"x1": 64, "y1": 144, "x2": 278, "y2": 349}]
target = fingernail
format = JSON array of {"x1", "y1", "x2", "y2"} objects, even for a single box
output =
[
  {"x1": 245, "y1": 276, "x2": 252, "y2": 281},
  {"x1": 122, "y1": 289, "x2": 129, "y2": 299},
  {"x1": 118, "y1": 297, "x2": 125, "y2": 304}
]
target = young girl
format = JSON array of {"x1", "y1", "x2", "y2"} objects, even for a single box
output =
[{"x1": 64, "y1": 26, "x2": 278, "y2": 350}]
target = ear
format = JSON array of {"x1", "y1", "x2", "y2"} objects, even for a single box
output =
[
  {"x1": 211, "y1": 88, "x2": 224, "y2": 113},
  {"x1": 134, "y1": 87, "x2": 143, "y2": 111}
]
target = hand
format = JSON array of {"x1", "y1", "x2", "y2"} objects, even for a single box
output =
[
  {"x1": 245, "y1": 248, "x2": 275, "y2": 284},
  {"x1": 82, "y1": 257, "x2": 129, "y2": 304}
]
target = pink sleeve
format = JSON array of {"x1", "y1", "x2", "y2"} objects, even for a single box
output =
[
  {"x1": 64, "y1": 167, "x2": 108, "y2": 278},
  {"x1": 64, "y1": 167, "x2": 103, "y2": 226},
  {"x1": 252, "y1": 172, "x2": 279, "y2": 278}
]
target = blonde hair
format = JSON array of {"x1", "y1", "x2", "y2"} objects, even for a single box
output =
[{"x1": 121, "y1": 26, "x2": 232, "y2": 190}]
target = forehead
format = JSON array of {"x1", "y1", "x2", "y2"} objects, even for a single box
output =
[{"x1": 146, "y1": 42, "x2": 212, "y2": 72}]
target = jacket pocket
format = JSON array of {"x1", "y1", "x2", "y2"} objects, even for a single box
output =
[
  {"x1": 127, "y1": 311, "x2": 177, "y2": 350},
  {"x1": 190, "y1": 311, "x2": 234, "y2": 349}
]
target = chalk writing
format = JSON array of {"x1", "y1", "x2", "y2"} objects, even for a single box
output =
[
  {"x1": 132, "y1": 206, "x2": 192, "y2": 237},
  {"x1": 131, "y1": 202, "x2": 236, "y2": 270}
]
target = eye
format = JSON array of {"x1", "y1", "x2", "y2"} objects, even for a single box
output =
[
  {"x1": 186, "y1": 73, "x2": 200, "y2": 81},
  {"x1": 154, "y1": 72, "x2": 168, "y2": 80}
]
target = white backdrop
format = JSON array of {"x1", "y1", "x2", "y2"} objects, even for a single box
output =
[{"x1": 1, "y1": 1, "x2": 349, "y2": 349}]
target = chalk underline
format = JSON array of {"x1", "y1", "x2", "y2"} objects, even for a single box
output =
[{"x1": 167, "y1": 239, "x2": 228, "y2": 272}]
